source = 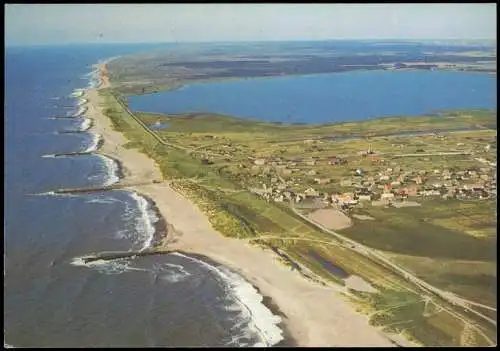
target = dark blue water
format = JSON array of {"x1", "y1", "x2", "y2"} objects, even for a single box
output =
[
  {"x1": 4, "y1": 44, "x2": 283, "y2": 347},
  {"x1": 128, "y1": 70, "x2": 496, "y2": 123}
]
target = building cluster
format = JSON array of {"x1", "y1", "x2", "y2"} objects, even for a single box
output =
[
  {"x1": 201, "y1": 139, "x2": 496, "y2": 213},
  {"x1": 248, "y1": 162, "x2": 497, "y2": 210}
]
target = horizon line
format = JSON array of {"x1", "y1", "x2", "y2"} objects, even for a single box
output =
[{"x1": 6, "y1": 37, "x2": 497, "y2": 49}]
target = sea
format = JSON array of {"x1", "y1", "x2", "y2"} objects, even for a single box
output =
[
  {"x1": 128, "y1": 70, "x2": 496, "y2": 123},
  {"x1": 4, "y1": 44, "x2": 285, "y2": 347}
]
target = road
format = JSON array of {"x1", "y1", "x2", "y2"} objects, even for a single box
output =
[
  {"x1": 109, "y1": 90, "x2": 497, "y2": 339},
  {"x1": 390, "y1": 151, "x2": 472, "y2": 157},
  {"x1": 244, "y1": 232, "x2": 496, "y2": 345},
  {"x1": 475, "y1": 157, "x2": 497, "y2": 168},
  {"x1": 110, "y1": 92, "x2": 188, "y2": 152},
  {"x1": 289, "y1": 205, "x2": 497, "y2": 327},
  {"x1": 112, "y1": 94, "x2": 228, "y2": 161}
]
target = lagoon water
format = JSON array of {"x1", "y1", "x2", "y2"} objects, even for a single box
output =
[
  {"x1": 5, "y1": 45, "x2": 284, "y2": 347},
  {"x1": 128, "y1": 70, "x2": 496, "y2": 123},
  {"x1": 6, "y1": 45, "x2": 496, "y2": 348}
]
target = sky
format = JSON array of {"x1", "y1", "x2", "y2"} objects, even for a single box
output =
[{"x1": 5, "y1": 3, "x2": 497, "y2": 46}]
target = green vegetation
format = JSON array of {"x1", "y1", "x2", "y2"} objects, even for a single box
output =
[
  {"x1": 351, "y1": 289, "x2": 493, "y2": 347},
  {"x1": 106, "y1": 41, "x2": 496, "y2": 97},
  {"x1": 99, "y1": 85, "x2": 497, "y2": 347},
  {"x1": 137, "y1": 109, "x2": 496, "y2": 142},
  {"x1": 342, "y1": 198, "x2": 497, "y2": 308},
  {"x1": 341, "y1": 200, "x2": 496, "y2": 261}
]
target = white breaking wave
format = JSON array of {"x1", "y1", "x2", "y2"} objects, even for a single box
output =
[
  {"x1": 89, "y1": 78, "x2": 100, "y2": 89},
  {"x1": 83, "y1": 68, "x2": 101, "y2": 89},
  {"x1": 77, "y1": 98, "x2": 89, "y2": 106},
  {"x1": 85, "y1": 194, "x2": 145, "y2": 243},
  {"x1": 80, "y1": 118, "x2": 92, "y2": 132},
  {"x1": 152, "y1": 262, "x2": 192, "y2": 284},
  {"x1": 73, "y1": 106, "x2": 88, "y2": 117},
  {"x1": 36, "y1": 191, "x2": 80, "y2": 198},
  {"x1": 83, "y1": 133, "x2": 102, "y2": 153},
  {"x1": 129, "y1": 192, "x2": 159, "y2": 251},
  {"x1": 39, "y1": 191, "x2": 56, "y2": 196},
  {"x1": 82, "y1": 70, "x2": 96, "y2": 78},
  {"x1": 172, "y1": 252, "x2": 284, "y2": 347},
  {"x1": 98, "y1": 154, "x2": 120, "y2": 186},
  {"x1": 70, "y1": 257, "x2": 147, "y2": 275},
  {"x1": 86, "y1": 195, "x2": 123, "y2": 205},
  {"x1": 69, "y1": 89, "x2": 85, "y2": 98},
  {"x1": 114, "y1": 196, "x2": 141, "y2": 241}
]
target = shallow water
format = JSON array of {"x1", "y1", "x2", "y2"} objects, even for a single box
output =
[
  {"x1": 308, "y1": 250, "x2": 349, "y2": 279},
  {"x1": 128, "y1": 70, "x2": 496, "y2": 123},
  {"x1": 150, "y1": 122, "x2": 170, "y2": 129},
  {"x1": 5, "y1": 44, "x2": 284, "y2": 347}
]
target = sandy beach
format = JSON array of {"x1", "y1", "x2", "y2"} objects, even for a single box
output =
[{"x1": 84, "y1": 62, "x2": 395, "y2": 347}]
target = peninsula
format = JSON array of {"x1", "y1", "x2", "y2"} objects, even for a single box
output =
[{"x1": 85, "y1": 40, "x2": 496, "y2": 347}]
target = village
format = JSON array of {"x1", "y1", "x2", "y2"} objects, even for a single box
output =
[
  {"x1": 245, "y1": 142, "x2": 497, "y2": 213},
  {"x1": 124, "y1": 104, "x2": 497, "y2": 347}
]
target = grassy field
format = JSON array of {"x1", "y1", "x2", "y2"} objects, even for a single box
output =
[
  {"x1": 137, "y1": 109, "x2": 496, "y2": 140},
  {"x1": 342, "y1": 199, "x2": 497, "y2": 308},
  {"x1": 382, "y1": 253, "x2": 497, "y2": 308},
  {"x1": 341, "y1": 199, "x2": 496, "y2": 261},
  {"x1": 133, "y1": 108, "x2": 496, "y2": 194},
  {"x1": 99, "y1": 88, "x2": 497, "y2": 346},
  {"x1": 106, "y1": 41, "x2": 496, "y2": 98}
]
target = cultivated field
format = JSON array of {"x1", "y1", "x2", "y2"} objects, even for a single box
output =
[{"x1": 99, "y1": 85, "x2": 497, "y2": 346}]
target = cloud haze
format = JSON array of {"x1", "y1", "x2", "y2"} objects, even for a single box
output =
[{"x1": 5, "y1": 3, "x2": 497, "y2": 46}]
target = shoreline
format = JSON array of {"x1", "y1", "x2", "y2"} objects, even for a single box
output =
[
  {"x1": 120, "y1": 65, "x2": 496, "y2": 98},
  {"x1": 85, "y1": 61, "x2": 397, "y2": 347},
  {"x1": 84, "y1": 80, "x2": 298, "y2": 344},
  {"x1": 172, "y1": 249, "x2": 299, "y2": 347}
]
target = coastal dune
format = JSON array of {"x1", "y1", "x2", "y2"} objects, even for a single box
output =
[{"x1": 85, "y1": 62, "x2": 394, "y2": 347}]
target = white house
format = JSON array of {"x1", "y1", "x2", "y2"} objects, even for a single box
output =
[{"x1": 381, "y1": 193, "x2": 395, "y2": 200}]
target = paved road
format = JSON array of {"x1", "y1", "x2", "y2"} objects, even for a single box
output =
[
  {"x1": 110, "y1": 92, "x2": 187, "y2": 152},
  {"x1": 289, "y1": 205, "x2": 497, "y2": 327},
  {"x1": 475, "y1": 157, "x2": 497, "y2": 168},
  {"x1": 109, "y1": 90, "x2": 497, "y2": 332},
  {"x1": 390, "y1": 151, "x2": 472, "y2": 157},
  {"x1": 245, "y1": 232, "x2": 496, "y2": 345}
]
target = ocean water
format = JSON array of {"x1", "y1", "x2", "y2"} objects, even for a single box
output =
[
  {"x1": 128, "y1": 70, "x2": 496, "y2": 123},
  {"x1": 4, "y1": 44, "x2": 284, "y2": 347}
]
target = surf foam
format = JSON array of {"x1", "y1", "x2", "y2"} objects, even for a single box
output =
[
  {"x1": 83, "y1": 133, "x2": 102, "y2": 153},
  {"x1": 84, "y1": 194, "x2": 145, "y2": 243},
  {"x1": 77, "y1": 98, "x2": 89, "y2": 106},
  {"x1": 36, "y1": 191, "x2": 80, "y2": 198},
  {"x1": 86, "y1": 195, "x2": 124, "y2": 205},
  {"x1": 88, "y1": 79, "x2": 99, "y2": 89},
  {"x1": 82, "y1": 68, "x2": 101, "y2": 89},
  {"x1": 69, "y1": 89, "x2": 85, "y2": 98},
  {"x1": 98, "y1": 154, "x2": 120, "y2": 186},
  {"x1": 151, "y1": 262, "x2": 192, "y2": 284},
  {"x1": 70, "y1": 257, "x2": 138, "y2": 275},
  {"x1": 172, "y1": 252, "x2": 284, "y2": 347},
  {"x1": 129, "y1": 192, "x2": 159, "y2": 251},
  {"x1": 80, "y1": 118, "x2": 92, "y2": 132},
  {"x1": 73, "y1": 106, "x2": 88, "y2": 117}
]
